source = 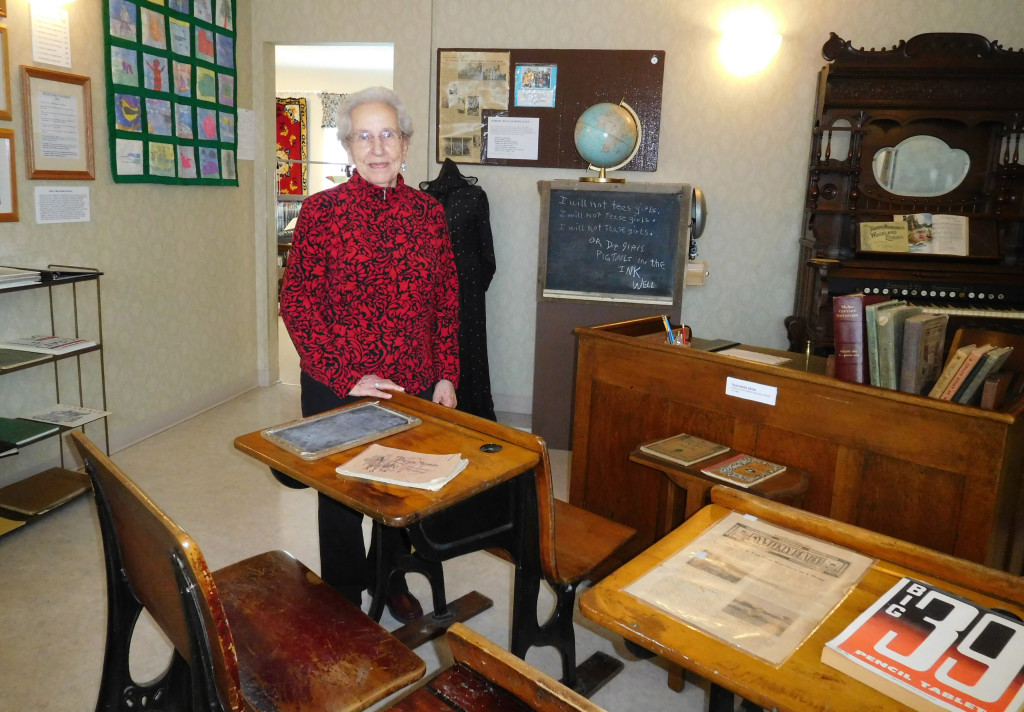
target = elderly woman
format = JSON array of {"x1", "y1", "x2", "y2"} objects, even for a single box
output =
[{"x1": 280, "y1": 86, "x2": 460, "y2": 621}]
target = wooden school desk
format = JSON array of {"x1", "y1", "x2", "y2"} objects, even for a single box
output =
[
  {"x1": 234, "y1": 392, "x2": 541, "y2": 648},
  {"x1": 579, "y1": 485, "x2": 1024, "y2": 712}
]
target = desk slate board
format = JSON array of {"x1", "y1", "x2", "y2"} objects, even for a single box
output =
[
  {"x1": 261, "y1": 402, "x2": 421, "y2": 461},
  {"x1": 538, "y1": 180, "x2": 689, "y2": 305}
]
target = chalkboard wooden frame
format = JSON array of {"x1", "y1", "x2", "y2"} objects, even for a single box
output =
[{"x1": 537, "y1": 180, "x2": 690, "y2": 306}]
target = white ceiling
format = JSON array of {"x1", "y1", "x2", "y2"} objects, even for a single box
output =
[{"x1": 275, "y1": 44, "x2": 394, "y2": 72}]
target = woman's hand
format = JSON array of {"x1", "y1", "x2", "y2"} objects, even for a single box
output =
[
  {"x1": 349, "y1": 374, "x2": 405, "y2": 399},
  {"x1": 433, "y1": 379, "x2": 457, "y2": 408}
]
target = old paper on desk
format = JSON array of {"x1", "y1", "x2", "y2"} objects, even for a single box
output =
[
  {"x1": 625, "y1": 512, "x2": 872, "y2": 665},
  {"x1": 336, "y1": 444, "x2": 468, "y2": 491}
]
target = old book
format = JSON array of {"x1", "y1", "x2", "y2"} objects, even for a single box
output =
[
  {"x1": 336, "y1": 444, "x2": 469, "y2": 491},
  {"x1": 875, "y1": 304, "x2": 922, "y2": 390},
  {"x1": 955, "y1": 346, "x2": 1014, "y2": 406},
  {"x1": 822, "y1": 577, "x2": 1024, "y2": 712},
  {"x1": 894, "y1": 213, "x2": 970, "y2": 256},
  {"x1": 0, "y1": 468, "x2": 90, "y2": 517},
  {"x1": 700, "y1": 453, "x2": 785, "y2": 488},
  {"x1": 640, "y1": 433, "x2": 729, "y2": 467},
  {"x1": 938, "y1": 344, "x2": 994, "y2": 400},
  {"x1": 981, "y1": 371, "x2": 1014, "y2": 410},
  {"x1": 859, "y1": 221, "x2": 909, "y2": 252},
  {"x1": 899, "y1": 313, "x2": 949, "y2": 395},
  {"x1": 0, "y1": 348, "x2": 50, "y2": 373},
  {"x1": 865, "y1": 300, "x2": 906, "y2": 387},
  {"x1": 0, "y1": 417, "x2": 61, "y2": 447},
  {"x1": 833, "y1": 293, "x2": 886, "y2": 384},
  {"x1": 928, "y1": 344, "x2": 976, "y2": 399}
]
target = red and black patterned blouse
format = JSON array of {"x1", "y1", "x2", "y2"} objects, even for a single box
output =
[{"x1": 280, "y1": 172, "x2": 460, "y2": 399}]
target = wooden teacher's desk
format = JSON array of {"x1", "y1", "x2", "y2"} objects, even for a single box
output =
[
  {"x1": 580, "y1": 486, "x2": 1024, "y2": 712},
  {"x1": 571, "y1": 316, "x2": 1024, "y2": 573},
  {"x1": 233, "y1": 393, "x2": 541, "y2": 644}
]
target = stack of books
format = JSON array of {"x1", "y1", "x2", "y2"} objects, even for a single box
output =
[
  {"x1": 639, "y1": 433, "x2": 787, "y2": 489},
  {"x1": 833, "y1": 295, "x2": 1020, "y2": 407},
  {"x1": 928, "y1": 342, "x2": 1017, "y2": 406}
]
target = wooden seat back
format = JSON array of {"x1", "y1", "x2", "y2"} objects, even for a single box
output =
[
  {"x1": 71, "y1": 431, "x2": 244, "y2": 711},
  {"x1": 387, "y1": 393, "x2": 633, "y2": 586},
  {"x1": 72, "y1": 431, "x2": 426, "y2": 712}
]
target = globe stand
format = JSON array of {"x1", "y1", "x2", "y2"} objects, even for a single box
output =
[
  {"x1": 579, "y1": 166, "x2": 626, "y2": 183},
  {"x1": 574, "y1": 100, "x2": 643, "y2": 184}
]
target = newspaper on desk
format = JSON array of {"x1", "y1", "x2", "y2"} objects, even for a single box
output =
[{"x1": 624, "y1": 512, "x2": 873, "y2": 665}]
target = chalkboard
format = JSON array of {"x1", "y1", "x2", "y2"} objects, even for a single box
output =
[
  {"x1": 537, "y1": 180, "x2": 690, "y2": 305},
  {"x1": 261, "y1": 402, "x2": 421, "y2": 460}
]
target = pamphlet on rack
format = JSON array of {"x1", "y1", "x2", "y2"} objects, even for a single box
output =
[
  {"x1": 0, "y1": 334, "x2": 97, "y2": 355},
  {"x1": 25, "y1": 404, "x2": 110, "y2": 428},
  {"x1": 624, "y1": 511, "x2": 873, "y2": 665},
  {"x1": 336, "y1": 444, "x2": 468, "y2": 491},
  {"x1": 0, "y1": 267, "x2": 42, "y2": 290}
]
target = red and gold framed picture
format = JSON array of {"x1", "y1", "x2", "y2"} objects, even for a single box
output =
[{"x1": 275, "y1": 97, "x2": 307, "y2": 195}]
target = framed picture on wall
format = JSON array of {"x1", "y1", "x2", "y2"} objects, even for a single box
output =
[
  {"x1": 0, "y1": 0, "x2": 6, "y2": 19},
  {"x1": 0, "y1": 27, "x2": 11, "y2": 121},
  {"x1": 21, "y1": 66, "x2": 95, "y2": 180},
  {"x1": 0, "y1": 128, "x2": 17, "y2": 222}
]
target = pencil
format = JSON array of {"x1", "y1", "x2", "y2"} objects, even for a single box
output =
[{"x1": 661, "y1": 315, "x2": 675, "y2": 344}]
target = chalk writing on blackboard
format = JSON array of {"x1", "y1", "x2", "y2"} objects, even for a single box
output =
[{"x1": 539, "y1": 182, "x2": 686, "y2": 304}]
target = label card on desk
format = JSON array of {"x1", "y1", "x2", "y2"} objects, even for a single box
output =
[{"x1": 726, "y1": 377, "x2": 777, "y2": 406}]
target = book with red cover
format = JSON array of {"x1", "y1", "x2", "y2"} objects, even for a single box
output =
[
  {"x1": 700, "y1": 453, "x2": 786, "y2": 488},
  {"x1": 833, "y1": 293, "x2": 887, "y2": 384},
  {"x1": 822, "y1": 577, "x2": 1024, "y2": 712}
]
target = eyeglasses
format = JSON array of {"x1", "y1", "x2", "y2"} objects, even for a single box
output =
[{"x1": 349, "y1": 129, "x2": 403, "y2": 149}]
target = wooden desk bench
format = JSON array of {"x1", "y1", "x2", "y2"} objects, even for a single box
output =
[{"x1": 630, "y1": 445, "x2": 810, "y2": 537}]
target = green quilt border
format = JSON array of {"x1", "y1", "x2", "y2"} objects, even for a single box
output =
[{"x1": 103, "y1": 0, "x2": 238, "y2": 186}]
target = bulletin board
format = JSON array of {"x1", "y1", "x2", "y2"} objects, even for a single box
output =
[{"x1": 436, "y1": 48, "x2": 665, "y2": 171}]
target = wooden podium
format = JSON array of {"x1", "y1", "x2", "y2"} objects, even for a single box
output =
[{"x1": 569, "y1": 316, "x2": 1024, "y2": 573}]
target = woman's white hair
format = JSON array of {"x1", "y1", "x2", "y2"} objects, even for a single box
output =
[{"x1": 336, "y1": 87, "x2": 413, "y2": 150}]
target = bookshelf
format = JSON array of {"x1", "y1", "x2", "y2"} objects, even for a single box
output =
[{"x1": 0, "y1": 267, "x2": 107, "y2": 534}]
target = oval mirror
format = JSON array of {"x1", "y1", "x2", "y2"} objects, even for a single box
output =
[{"x1": 872, "y1": 136, "x2": 970, "y2": 197}]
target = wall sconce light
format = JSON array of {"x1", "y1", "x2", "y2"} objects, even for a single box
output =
[{"x1": 719, "y1": 7, "x2": 782, "y2": 77}]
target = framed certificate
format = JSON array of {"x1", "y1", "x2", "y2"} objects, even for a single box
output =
[{"x1": 21, "y1": 66, "x2": 95, "y2": 180}]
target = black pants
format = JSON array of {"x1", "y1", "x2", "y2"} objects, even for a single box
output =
[{"x1": 272, "y1": 372, "x2": 431, "y2": 605}]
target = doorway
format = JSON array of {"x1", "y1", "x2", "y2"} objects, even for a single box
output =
[{"x1": 273, "y1": 44, "x2": 394, "y2": 385}]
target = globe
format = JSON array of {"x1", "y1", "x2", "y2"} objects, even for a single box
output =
[{"x1": 573, "y1": 102, "x2": 641, "y2": 182}]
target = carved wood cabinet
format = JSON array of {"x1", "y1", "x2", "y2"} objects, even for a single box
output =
[{"x1": 785, "y1": 33, "x2": 1024, "y2": 354}]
